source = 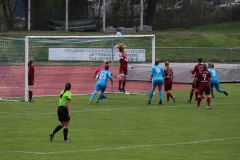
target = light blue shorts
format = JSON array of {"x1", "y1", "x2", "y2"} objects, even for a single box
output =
[
  {"x1": 152, "y1": 79, "x2": 164, "y2": 88},
  {"x1": 94, "y1": 83, "x2": 107, "y2": 92},
  {"x1": 210, "y1": 79, "x2": 220, "y2": 89}
]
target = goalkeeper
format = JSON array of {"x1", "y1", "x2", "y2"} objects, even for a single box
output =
[{"x1": 148, "y1": 59, "x2": 165, "y2": 105}]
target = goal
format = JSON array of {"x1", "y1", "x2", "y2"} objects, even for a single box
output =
[{"x1": 1, "y1": 35, "x2": 155, "y2": 101}]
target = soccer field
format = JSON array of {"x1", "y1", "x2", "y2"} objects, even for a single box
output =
[{"x1": 0, "y1": 83, "x2": 239, "y2": 160}]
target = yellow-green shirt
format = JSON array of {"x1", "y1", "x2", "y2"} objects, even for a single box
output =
[{"x1": 59, "y1": 90, "x2": 72, "y2": 106}]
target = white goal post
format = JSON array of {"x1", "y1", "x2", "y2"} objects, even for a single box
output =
[{"x1": 24, "y1": 35, "x2": 155, "y2": 101}]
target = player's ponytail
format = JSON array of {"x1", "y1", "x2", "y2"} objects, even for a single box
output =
[
  {"x1": 60, "y1": 82, "x2": 71, "y2": 98},
  {"x1": 114, "y1": 43, "x2": 125, "y2": 53},
  {"x1": 202, "y1": 63, "x2": 207, "y2": 71},
  {"x1": 165, "y1": 61, "x2": 169, "y2": 73}
]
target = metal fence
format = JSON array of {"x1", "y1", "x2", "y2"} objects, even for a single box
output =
[
  {"x1": 151, "y1": 2, "x2": 240, "y2": 29},
  {"x1": 0, "y1": 0, "x2": 240, "y2": 31}
]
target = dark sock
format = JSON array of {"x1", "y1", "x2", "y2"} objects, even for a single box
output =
[
  {"x1": 52, "y1": 125, "x2": 62, "y2": 135},
  {"x1": 195, "y1": 91, "x2": 198, "y2": 99},
  {"x1": 122, "y1": 80, "x2": 126, "y2": 88},
  {"x1": 29, "y1": 90, "x2": 33, "y2": 100},
  {"x1": 63, "y1": 128, "x2": 68, "y2": 140},
  {"x1": 190, "y1": 89, "x2": 194, "y2": 101},
  {"x1": 197, "y1": 97, "x2": 201, "y2": 107},
  {"x1": 119, "y1": 80, "x2": 122, "y2": 88},
  {"x1": 207, "y1": 97, "x2": 211, "y2": 106},
  {"x1": 167, "y1": 92, "x2": 173, "y2": 98}
]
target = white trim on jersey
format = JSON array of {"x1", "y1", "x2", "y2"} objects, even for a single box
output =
[{"x1": 120, "y1": 73, "x2": 127, "y2": 76}]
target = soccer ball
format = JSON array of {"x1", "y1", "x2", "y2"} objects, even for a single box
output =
[{"x1": 116, "y1": 32, "x2": 122, "y2": 36}]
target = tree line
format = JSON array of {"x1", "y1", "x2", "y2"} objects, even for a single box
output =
[{"x1": 0, "y1": 0, "x2": 88, "y2": 30}]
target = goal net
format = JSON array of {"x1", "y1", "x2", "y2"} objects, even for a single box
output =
[
  {"x1": 0, "y1": 35, "x2": 155, "y2": 101},
  {"x1": 0, "y1": 38, "x2": 25, "y2": 101}
]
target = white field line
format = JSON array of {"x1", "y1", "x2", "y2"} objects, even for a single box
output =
[
  {"x1": 0, "y1": 137, "x2": 239, "y2": 155},
  {"x1": 0, "y1": 87, "x2": 20, "y2": 88},
  {"x1": 0, "y1": 102, "x2": 240, "y2": 116},
  {"x1": 0, "y1": 99, "x2": 20, "y2": 102}
]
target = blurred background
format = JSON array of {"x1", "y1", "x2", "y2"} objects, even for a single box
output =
[{"x1": 0, "y1": 0, "x2": 240, "y2": 31}]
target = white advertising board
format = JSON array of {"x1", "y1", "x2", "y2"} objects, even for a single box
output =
[{"x1": 49, "y1": 48, "x2": 146, "y2": 62}]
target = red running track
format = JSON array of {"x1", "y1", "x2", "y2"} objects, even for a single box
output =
[{"x1": 0, "y1": 66, "x2": 191, "y2": 98}]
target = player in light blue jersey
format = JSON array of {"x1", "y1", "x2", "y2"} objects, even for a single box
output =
[
  {"x1": 148, "y1": 59, "x2": 165, "y2": 105},
  {"x1": 90, "y1": 65, "x2": 113, "y2": 103},
  {"x1": 207, "y1": 62, "x2": 228, "y2": 98}
]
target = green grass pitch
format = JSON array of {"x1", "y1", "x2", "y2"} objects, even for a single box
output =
[{"x1": 0, "y1": 83, "x2": 239, "y2": 160}]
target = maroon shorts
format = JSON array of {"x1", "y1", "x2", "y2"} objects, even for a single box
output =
[
  {"x1": 191, "y1": 79, "x2": 199, "y2": 89},
  {"x1": 164, "y1": 79, "x2": 172, "y2": 92},
  {"x1": 198, "y1": 84, "x2": 210, "y2": 95},
  {"x1": 119, "y1": 67, "x2": 127, "y2": 75},
  {"x1": 28, "y1": 81, "x2": 34, "y2": 86}
]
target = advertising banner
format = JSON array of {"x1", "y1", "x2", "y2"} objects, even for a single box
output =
[{"x1": 49, "y1": 48, "x2": 146, "y2": 62}]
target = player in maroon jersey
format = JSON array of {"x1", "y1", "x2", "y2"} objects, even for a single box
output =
[
  {"x1": 188, "y1": 57, "x2": 206, "y2": 103},
  {"x1": 115, "y1": 44, "x2": 134, "y2": 93},
  {"x1": 164, "y1": 61, "x2": 175, "y2": 103},
  {"x1": 28, "y1": 58, "x2": 35, "y2": 102},
  {"x1": 194, "y1": 64, "x2": 212, "y2": 109}
]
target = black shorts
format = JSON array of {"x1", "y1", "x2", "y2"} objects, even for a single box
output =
[{"x1": 57, "y1": 106, "x2": 70, "y2": 122}]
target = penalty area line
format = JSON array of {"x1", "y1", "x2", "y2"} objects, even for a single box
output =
[{"x1": 1, "y1": 102, "x2": 240, "y2": 116}]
